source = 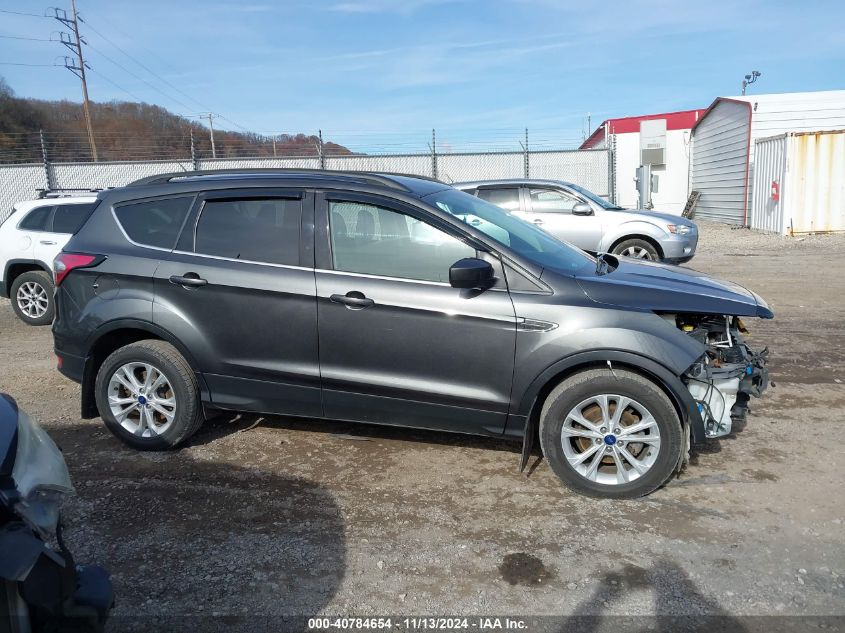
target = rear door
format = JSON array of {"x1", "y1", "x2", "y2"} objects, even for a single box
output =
[
  {"x1": 525, "y1": 186, "x2": 603, "y2": 251},
  {"x1": 33, "y1": 202, "x2": 96, "y2": 267},
  {"x1": 475, "y1": 186, "x2": 524, "y2": 219},
  {"x1": 10, "y1": 204, "x2": 54, "y2": 267},
  {"x1": 314, "y1": 192, "x2": 516, "y2": 435},
  {"x1": 153, "y1": 189, "x2": 321, "y2": 417}
]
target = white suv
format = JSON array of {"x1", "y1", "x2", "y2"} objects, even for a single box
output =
[{"x1": 0, "y1": 191, "x2": 99, "y2": 325}]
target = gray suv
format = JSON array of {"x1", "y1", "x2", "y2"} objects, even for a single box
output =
[
  {"x1": 52, "y1": 170, "x2": 770, "y2": 498},
  {"x1": 454, "y1": 180, "x2": 698, "y2": 263}
]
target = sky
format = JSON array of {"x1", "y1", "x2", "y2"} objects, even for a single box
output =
[{"x1": 1, "y1": 0, "x2": 844, "y2": 151}]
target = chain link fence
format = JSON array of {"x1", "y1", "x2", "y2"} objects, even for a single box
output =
[{"x1": 0, "y1": 148, "x2": 611, "y2": 224}]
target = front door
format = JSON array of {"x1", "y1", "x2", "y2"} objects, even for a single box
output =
[
  {"x1": 524, "y1": 186, "x2": 603, "y2": 251},
  {"x1": 315, "y1": 193, "x2": 516, "y2": 435},
  {"x1": 152, "y1": 190, "x2": 321, "y2": 417}
]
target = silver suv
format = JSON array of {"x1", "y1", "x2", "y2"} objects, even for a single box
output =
[{"x1": 454, "y1": 179, "x2": 698, "y2": 263}]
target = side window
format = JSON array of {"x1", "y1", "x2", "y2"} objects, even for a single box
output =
[
  {"x1": 18, "y1": 205, "x2": 53, "y2": 231},
  {"x1": 329, "y1": 201, "x2": 474, "y2": 283},
  {"x1": 476, "y1": 188, "x2": 521, "y2": 212},
  {"x1": 194, "y1": 198, "x2": 301, "y2": 265},
  {"x1": 114, "y1": 197, "x2": 192, "y2": 250},
  {"x1": 52, "y1": 203, "x2": 96, "y2": 234},
  {"x1": 529, "y1": 188, "x2": 580, "y2": 213}
]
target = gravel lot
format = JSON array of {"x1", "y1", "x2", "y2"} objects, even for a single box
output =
[{"x1": 1, "y1": 220, "x2": 844, "y2": 631}]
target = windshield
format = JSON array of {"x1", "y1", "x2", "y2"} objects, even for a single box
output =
[
  {"x1": 567, "y1": 184, "x2": 622, "y2": 210},
  {"x1": 422, "y1": 188, "x2": 595, "y2": 273}
]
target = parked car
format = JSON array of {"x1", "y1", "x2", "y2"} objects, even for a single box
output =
[
  {"x1": 52, "y1": 170, "x2": 770, "y2": 498},
  {"x1": 0, "y1": 190, "x2": 100, "y2": 325},
  {"x1": 453, "y1": 179, "x2": 698, "y2": 263},
  {"x1": 0, "y1": 393, "x2": 114, "y2": 631}
]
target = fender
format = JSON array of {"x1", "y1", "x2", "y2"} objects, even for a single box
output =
[
  {"x1": 2, "y1": 258, "x2": 53, "y2": 297},
  {"x1": 513, "y1": 349, "x2": 705, "y2": 472},
  {"x1": 598, "y1": 222, "x2": 666, "y2": 254},
  {"x1": 79, "y1": 318, "x2": 209, "y2": 419}
]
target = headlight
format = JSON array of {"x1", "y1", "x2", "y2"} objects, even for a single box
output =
[
  {"x1": 11, "y1": 410, "x2": 74, "y2": 537},
  {"x1": 667, "y1": 224, "x2": 692, "y2": 235},
  {"x1": 14, "y1": 488, "x2": 69, "y2": 537}
]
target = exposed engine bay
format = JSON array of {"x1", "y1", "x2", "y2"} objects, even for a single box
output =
[{"x1": 664, "y1": 314, "x2": 770, "y2": 438}]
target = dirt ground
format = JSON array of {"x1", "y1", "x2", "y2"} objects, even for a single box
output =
[{"x1": 0, "y1": 221, "x2": 844, "y2": 630}]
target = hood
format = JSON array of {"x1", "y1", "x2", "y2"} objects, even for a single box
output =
[
  {"x1": 610, "y1": 208, "x2": 697, "y2": 227},
  {"x1": 575, "y1": 258, "x2": 773, "y2": 318}
]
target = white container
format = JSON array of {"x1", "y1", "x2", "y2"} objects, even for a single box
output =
[
  {"x1": 750, "y1": 130, "x2": 845, "y2": 234},
  {"x1": 687, "y1": 376, "x2": 740, "y2": 437}
]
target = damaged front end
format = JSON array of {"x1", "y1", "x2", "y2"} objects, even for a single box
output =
[{"x1": 665, "y1": 314, "x2": 770, "y2": 438}]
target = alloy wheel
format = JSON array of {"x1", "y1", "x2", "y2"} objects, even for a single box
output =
[
  {"x1": 560, "y1": 394, "x2": 661, "y2": 485},
  {"x1": 621, "y1": 246, "x2": 653, "y2": 259},
  {"x1": 16, "y1": 281, "x2": 49, "y2": 319},
  {"x1": 107, "y1": 362, "x2": 177, "y2": 437}
]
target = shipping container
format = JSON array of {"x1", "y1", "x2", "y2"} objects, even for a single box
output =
[{"x1": 750, "y1": 130, "x2": 845, "y2": 235}]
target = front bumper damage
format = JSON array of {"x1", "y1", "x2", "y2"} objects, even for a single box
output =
[{"x1": 678, "y1": 315, "x2": 770, "y2": 438}]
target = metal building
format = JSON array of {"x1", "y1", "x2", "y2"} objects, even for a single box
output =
[
  {"x1": 690, "y1": 90, "x2": 845, "y2": 225},
  {"x1": 581, "y1": 109, "x2": 706, "y2": 214}
]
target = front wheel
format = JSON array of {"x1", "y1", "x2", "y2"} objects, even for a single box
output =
[
  {"x1": 539, "y1": 368, "x2": 682, "y2": 498},
  {"x1": 612, "y1": 238, "x2": 659, "y2": 261},
  {"x1": 95, "y1": 340, "x2": 203, "y2": 450}
]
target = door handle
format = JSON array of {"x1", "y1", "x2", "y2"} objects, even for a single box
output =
[
  {"x1": 40, "y1": 240, "x2": 57, "y2": 245},
  {"x1": 533, "y1": 219, "x2": 544, "y2": 225},
  {"x1": 330, "y1": 292, "x2": 374, "y2": 310},
  {"x1": 169, "y1": 273, "x2": 208, "y2": 288}
]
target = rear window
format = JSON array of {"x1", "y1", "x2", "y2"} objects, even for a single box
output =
[
  {"x1": 194, "y1": 198, "x2": 301, "y2": 265},
  {"x1": 53, "y1": 202, "x2": 96, "y2": 234},
  {"x1": 476, "y1": 188, "x2": 520, "y2": 212},
  {"x1": 114, "y1": 197, "x2": 193, "y2": 249},
  {"x1": 18, "y1": 205, "x2": 53, "y2": 231}
]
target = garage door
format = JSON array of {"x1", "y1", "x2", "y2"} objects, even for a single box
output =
[{"x1": 691, "y1": 100, "x2": 751, "y2": 225}]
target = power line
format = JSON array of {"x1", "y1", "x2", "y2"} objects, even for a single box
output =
[
  {"x1": 86, "y1": 67, "x2": 146, "y2": 103},
  {"x1": 79, "y1": 15, "x2": 250, "y2": 133},
  {"x1": 0, "y1": 9, "x2": 49, "y2": 18},
  {"x1": 0, "y1": 34, "x2": 53, "y2": 41},
  {"x1": 84, "y1": 42, "x2": 197, "y2": 112},
  {"x1": 0, "y1": 61, "x2": 58, "y2": 67}
]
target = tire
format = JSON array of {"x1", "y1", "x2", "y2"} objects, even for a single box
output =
[
  {"x1": 612, "y1": 238, "x2": 659, "y2": 261},
  {"x1": 10, "y1": 270, "x2": 55, "y2": 326},
  {"x1": 539, "y1": 368, "x2": 682, "y2": 499},
  {"x1": 95, "y1": 340, "x2": 203, "y2": 450}
]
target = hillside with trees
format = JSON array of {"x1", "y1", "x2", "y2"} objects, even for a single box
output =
[{"x1": 0, "y1": 77, "x2": 350, "y2": 163}]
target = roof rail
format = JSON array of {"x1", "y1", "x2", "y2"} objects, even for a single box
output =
[
  {"x1": 125, "y1": 168, "x2": 431, "y2": 191},
  {"x1": 35, "y1": 187, "x2": 104, "y2": 199}
]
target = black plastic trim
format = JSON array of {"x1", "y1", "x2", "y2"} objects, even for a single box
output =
[{"x1": 515, "y1": 349, "x2": 706, "y2": 445}]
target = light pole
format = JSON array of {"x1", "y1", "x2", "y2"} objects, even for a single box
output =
[{"x1": 741, "y1": 70, "x2": 762, "y2": 96}]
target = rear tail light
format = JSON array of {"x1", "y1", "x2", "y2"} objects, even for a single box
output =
[{"x1": 53, "y1": 253, "x2": 104, "y2": 286}]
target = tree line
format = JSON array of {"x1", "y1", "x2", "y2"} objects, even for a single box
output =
[{"x1": 0, "y1": 76, "x2": 350, "y2": 163}]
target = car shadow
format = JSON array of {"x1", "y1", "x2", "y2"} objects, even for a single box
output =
[
  {"x1": 188, "y1": 410, "x2": 528, "y2": 458},
  {"x1": 562, "y1": 559, "x2": 747, "y2": 633},
  {"x1": 45, "y1": 422, "x2": 347, "y2": 632}
]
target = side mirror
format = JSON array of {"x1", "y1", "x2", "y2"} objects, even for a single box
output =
[
  {"x1": 572, "y1": 203, "x2": 593, "y2": 216},
  {"x1": 449, "y1": 257, "x2": 494, "y2": 289}
]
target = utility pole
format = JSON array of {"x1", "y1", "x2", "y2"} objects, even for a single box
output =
[
  {"x1": 53, "y1": 1, "x2": 97, "y2": 161},
  {"x1": 206, "y1": 113, "x2": 217, "y2": 159}
]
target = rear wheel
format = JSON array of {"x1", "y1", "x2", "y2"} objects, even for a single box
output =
[
  {"x1": 539, "y1": 368, "x2": 682, "y2": 498},
  {"x1": 10, "y1": 270, "x2": 54, "y2": 326},
  {"x1": 612, "y1": 238, "x2": 659, "y2": 261},
  {"x1": 95, "y1": 340, "x2": 203, "y2": 450}
]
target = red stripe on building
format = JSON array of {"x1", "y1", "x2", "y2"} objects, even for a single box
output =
[{"x1": 580, "y1": 108, "x2": 707, "y2": 149}]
